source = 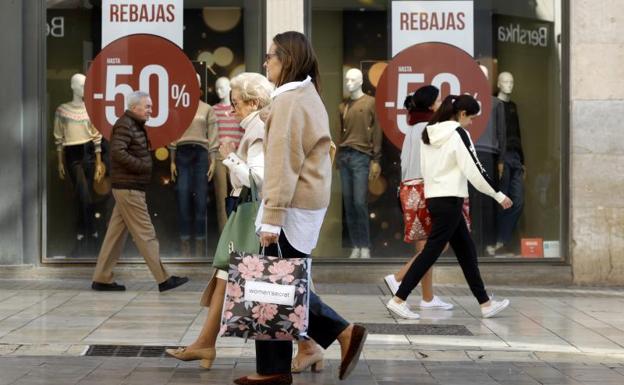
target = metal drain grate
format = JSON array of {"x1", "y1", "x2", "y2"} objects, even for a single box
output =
[
  {"x1": 85, "y1": 345, "x2": 178, "y2": 358},
  {"x1": 360, "y1": 323, "x2": 472, "y2": 336},
  {"x1": 85, "y1": 324, "x2": 471, "y2": 357}
]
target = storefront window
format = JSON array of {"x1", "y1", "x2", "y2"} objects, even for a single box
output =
[
  {"x1": 311, "y1": 0, "x2": 564, "y2": 261},
  {"x1": 45, "y1": 0, "x2": 263, "y2": 262}
]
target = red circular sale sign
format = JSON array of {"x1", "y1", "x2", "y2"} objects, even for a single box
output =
[
  {"x1": 376, "y1": 43, "x2": 491, "y2": 149},
  {"x1": 84, "y1": 34, "x2": 200, "y2": 148}
]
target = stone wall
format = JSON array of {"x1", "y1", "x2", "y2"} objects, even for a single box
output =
[{"x1": 571, "y1": 0, "x2": 624, "y2": 284}]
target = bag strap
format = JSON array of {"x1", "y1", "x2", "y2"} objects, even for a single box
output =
[{"x1": 249, "y1": 170, "x2": 259, "y2": 202}]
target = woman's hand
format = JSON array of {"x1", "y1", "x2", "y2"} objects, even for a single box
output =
[
  {"x1": 500, "y1": 197, "x2": 513, "y2": 210},
  {"x1": 259, "y1": 232, "x2": 279, "y2": 247},
  {"x1": 219, "y1": 141, "x2": 236, "y2": 159}
]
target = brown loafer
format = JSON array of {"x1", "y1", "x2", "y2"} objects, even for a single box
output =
[
  {"x1": 339, "y1": 324, "x2": 368, "y2": 380},
  {"x1": 233, "y1": 374, "x2": 292, "y2": 385}
]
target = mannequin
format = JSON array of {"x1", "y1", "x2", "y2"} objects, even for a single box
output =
[
  {"x1": 54, "y1": 73, "x2": 106, "y2": 254},
  {"x1": 469, "y1": 66, "x2": 507, "y2": 255},
  {"x1": 337, "y1": 68, "x2": 382, "y2": 259},
  {"x1": 212, "y1": 77, "x2": 243, "y2": 231},
  {"x1": 170, "y1": 74, "x2": 219, "y2": 257},
  {"x1": 488, "y1": 72, "x2": 525, "y2": 255}
]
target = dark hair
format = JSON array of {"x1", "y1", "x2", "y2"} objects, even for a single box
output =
[
  {"x1": 422, "y1": 94, "x2": 480, "y2": 144},
  {"x1": 403, "y1": 85, "x2": 439, "y2": 112},
  {"x1": 272, "y1": 31, "x2": 321, "y2": 92}
]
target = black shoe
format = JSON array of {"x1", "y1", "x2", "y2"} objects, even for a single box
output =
[
  {"x1": 92, "y1": 281, "x2": 126, "y2": 291},
  {"x1": 159, "y1": 276, "x2": 189, "y2": 292}
]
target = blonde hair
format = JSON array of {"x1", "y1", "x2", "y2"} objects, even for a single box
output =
[{"x1": 230, "y1": 73, "x2": 274, "y2": 109}]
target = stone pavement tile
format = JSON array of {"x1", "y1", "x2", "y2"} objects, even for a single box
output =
[
  {"x1": 466, "y1": 351, "x2": 538, "y2": 362},
  {"x1": 363, "y1": 347, "x2": 417, "y2": 361},
  {"x1": 9, "y1": 344, "x2": 72, "y2": 355},
  {"x1": 0, "y1": 369, "x2": 30, "y2": 385},
  {"x1": 554, "y1": 367, "x2": 624, "y2": 382}
]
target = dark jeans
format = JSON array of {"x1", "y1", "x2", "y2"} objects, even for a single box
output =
[
  {"x1": 338, "y1": 147, "x2": 371, "y2": 248},
  {"x1": 497, "y1": 151, "x2": 524, "y2": 245},
  {"x1": 396, "y1": 197, "x2": 490, "y2": 305},
  {"x1": 64, "y1": 143, "x2": 96, "y2": 237},
  {"x1": 175, "y1": 144, "x2": 209, "y2": 240},
  {"x1": 256, "y1": 232, "x2": 350, "y2": 375},
  {"x1": 469, "y1": 152, "x2": 498, "y2": 252}
]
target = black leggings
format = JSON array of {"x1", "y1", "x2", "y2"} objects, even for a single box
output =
[{"x1": 396, "y1": 197, "x2": 490, "y2": 304}]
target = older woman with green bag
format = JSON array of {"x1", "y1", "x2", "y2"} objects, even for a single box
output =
[{"x1": 166, "y1": 72, "x2": 272, "y2": 368}]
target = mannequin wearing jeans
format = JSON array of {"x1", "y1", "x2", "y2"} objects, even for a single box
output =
[
  {"x1": 54, "y1": 73, "x2": 105, "y2": 255},
  {"x1": 170, "y1": 96, "x2": 218, "y2": 257},
  {"x1": 338, "y1": 68, "x2": 382, "y2": 259},
  {"x1": 489, "y1": 72, "x2": 525, "y2": 255}
]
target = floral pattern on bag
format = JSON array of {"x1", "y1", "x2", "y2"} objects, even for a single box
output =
[{"x1": 220, "y1": 251, "x2": 311, "y2": 341}]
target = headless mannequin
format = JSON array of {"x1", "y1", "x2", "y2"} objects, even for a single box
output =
[
  {"x1": 169, "y1": 74, "x2": 218, "y2": 257},
  {"x1": 170, "y1": 74, "x2": 217, "y2": 182},
  {"x1": 57, "y1": 74, "x2": 105, "y2": 182},
  {"x1": 339, "y1": 68, "x2": 382, "y2": 259}
]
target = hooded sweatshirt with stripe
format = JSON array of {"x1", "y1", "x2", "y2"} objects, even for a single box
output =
[{"x1": 420, "y1": 121, "x2": 506, "y2": 204}]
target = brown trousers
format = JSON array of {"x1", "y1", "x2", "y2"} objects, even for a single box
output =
[
  {"x1": 92, "y1": 189, "x2": 169, "y2": 284},
  {"x1": 213, "y1": 158, "x2": 229, "y2": 232}
]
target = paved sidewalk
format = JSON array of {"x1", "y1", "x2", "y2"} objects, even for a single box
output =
[{"x1": 1, "y1": 280, "x2": 624, "y2": 384}]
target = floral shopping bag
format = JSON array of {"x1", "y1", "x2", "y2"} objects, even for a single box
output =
[{"x1": 219, "y1": 250, "x2": 311, "y2": 341}]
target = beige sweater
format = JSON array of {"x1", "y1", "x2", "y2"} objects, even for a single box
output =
[
  {"x1": 170, "y1": 101, "x2": 218, "y2": 152},
  {"x1": 262, "y1": 82, "x2": 333, "y2": 226},
  {"x1": 338, "y1": 94, "x2": 382, "y2": 160}
]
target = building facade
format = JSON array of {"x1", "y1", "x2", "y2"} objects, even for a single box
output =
[{"x1": 0, "y1": 0, "x2": 621, "y2": 284}]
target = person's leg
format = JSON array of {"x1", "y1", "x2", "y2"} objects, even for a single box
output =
[
  {"x1": 175, "y1": 146, "x2": 192, "y2": 242},
  {"x1": 394, "y1": 240, "x2": 426, "y2": 282},
  {"x1": 351, "y1": 151, "x2": 371, "y2": 248},
  {"x1": 187, "y1": 277, "x2": 226, "y2": 349},
  {"x1": 338, "y1": 151, "x2": 357, "y2": 249},
  {"x1": 92, "y1": 193, "x2": 129, "y2": 283},
  {"x1": 448, "y1": 215, "x2": 490, "y2": 305},
  {"x1": 395, "y1": 198, "x2": 462, "y2": 301},
  {"x1": 213, "y1": 157, "x2": 229, "y2": 231},
  {"x1": 114, "y1": 190, "x2": 169, "y2": 283}
]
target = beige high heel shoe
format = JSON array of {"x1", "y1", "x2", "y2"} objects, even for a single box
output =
[
  {"x1": 165, "y1": 347, "x2": 216, "y2": 369},
  {"x1": 291, "y1": 351, "x2": 324, "y2": 373}
]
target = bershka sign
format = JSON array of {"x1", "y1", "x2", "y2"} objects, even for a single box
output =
[
  {"x1": 244, "y1": 281, "x2": 296, "y2": 306},
  {"x1": 497, "y1": 22, "x2": 549, "y2": 48},
  {"x1": 392, "y1": 0, "x2": 474, "y2": 56},
  {"x1": 102, "y1": 0, "x2": 183, "y2": 48}
]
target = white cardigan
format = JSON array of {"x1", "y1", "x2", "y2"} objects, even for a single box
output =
[{"x1": 222, "y1": 111, "x2": 265, "y2": 196}]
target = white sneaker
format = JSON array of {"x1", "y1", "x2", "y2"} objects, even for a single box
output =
[
  {"x1": 360, "y1": 248, "x2": 371, "y2": 259},
  {"x1": 386, "y1": 299, "x2": 420, "y2": 319},
  {"x1": 481, "y1": 298, "x2": 510, "y2": 318},
  {"x1": 486, "y1": 242, "x2": 504, "y2": 256},
  {"x1": 383, "y1": 274, "x2": 400, "y2": 295},
  {"x1": 349, "y1": 248, "x2": 361, "y2": 259},
  {"x1": 419, "y1": 296, "x2": 454, "y2": 310}
]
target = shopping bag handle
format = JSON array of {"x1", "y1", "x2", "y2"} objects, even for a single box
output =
[{"x1": 261, "y1": 243, "x2": 283, "y2": 259}]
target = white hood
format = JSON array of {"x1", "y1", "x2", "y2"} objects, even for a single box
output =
[{"x1": 426, "y1": 121, "x2": 461, "y2": 148}]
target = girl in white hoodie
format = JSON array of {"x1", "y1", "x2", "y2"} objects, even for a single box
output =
[{"x1": 386, "y1": 95, "x2": 513, "y2": 320}]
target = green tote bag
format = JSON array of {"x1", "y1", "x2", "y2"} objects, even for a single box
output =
[{"x1": 212, "y1": 172, "x2": 260, "y2": 270}]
